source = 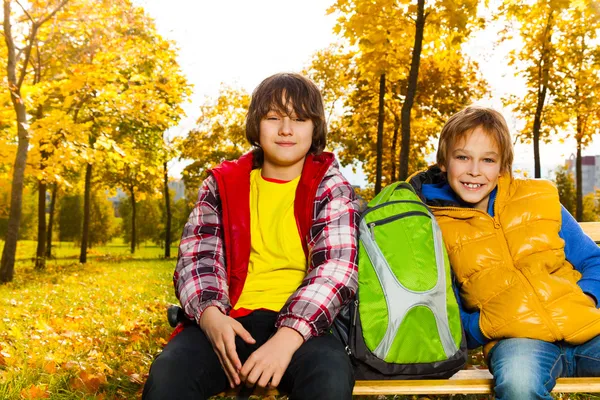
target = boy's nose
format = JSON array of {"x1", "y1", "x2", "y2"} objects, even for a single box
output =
[
  {"x1": 468, "y1": 162, "x2": 480, "y2": 176},
  {"x1": 279, "y1": 118, "x2": 292, "y2": 135}
]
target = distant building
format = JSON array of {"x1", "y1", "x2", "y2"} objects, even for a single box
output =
[{"x1": 566, "y1": 154, "x2": 600, "y2": 196}]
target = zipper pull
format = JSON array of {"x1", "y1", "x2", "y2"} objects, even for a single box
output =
[
  {"x1": 352, "y1": 299, "x2": 359, "y2": 326},
  {"x1": 345, "y1": 345, "x2": 352, "y2": 356},
  {"x1": 369, "y1": 223, "x2": 376, "y2": 239}
]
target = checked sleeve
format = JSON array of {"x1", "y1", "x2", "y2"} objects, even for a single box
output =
[
  {"x1": 276, "y1": 168, "x2": 360, "y2": 341},
  {"x1": 173, "y1": 175, "x2": 230, "y2": 323}
]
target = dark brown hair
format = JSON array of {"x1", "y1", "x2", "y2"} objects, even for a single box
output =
[
  {"x1": 245, "y1": 73, "x2": 327, "y2": 166},
  {"x1": 437, "y1": 106, "x2": 514, "y2": 175}
]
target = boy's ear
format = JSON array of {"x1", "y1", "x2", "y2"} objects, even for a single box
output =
[{"x1": 439, "y1": 164, "x2": 447, "y2": 172}]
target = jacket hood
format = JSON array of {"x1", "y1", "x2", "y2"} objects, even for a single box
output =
[{"x1": 408, "y1": 165, "x2": 463, "y2": 208}]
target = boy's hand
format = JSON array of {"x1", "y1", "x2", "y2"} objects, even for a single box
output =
[
  {"x1": 239, "y1": 327, "x2": 304, "y2": 389},
  {"x1": 199, "y1": 306, "x2": 256, "y2": 388}
]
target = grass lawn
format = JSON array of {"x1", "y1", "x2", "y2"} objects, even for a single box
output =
[{"x1": 0, "y1": 240, "x2": 178, "y2": 399}]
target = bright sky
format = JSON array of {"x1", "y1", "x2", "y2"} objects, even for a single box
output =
[{"x1": 136, "y1": 0, "x2": 598, "y2": 184}]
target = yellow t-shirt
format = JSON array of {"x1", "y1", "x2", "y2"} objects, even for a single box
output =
[{"x1": 234, "y1": 169, "x2": 307, "y2": 313}]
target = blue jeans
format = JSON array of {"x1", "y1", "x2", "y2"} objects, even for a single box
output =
[{"x1": 489, "y1": 336, "x2": 600, "y2": 400}]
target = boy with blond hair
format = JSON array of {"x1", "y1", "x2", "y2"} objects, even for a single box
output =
[{"x1": 409, "y1": 106, "x2": 600, "y2": 399}]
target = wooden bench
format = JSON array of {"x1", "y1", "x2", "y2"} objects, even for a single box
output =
[
  {"x1": 582, "y1": 221, "x2": 600, "y2": 244},
  {"x1": 222, "y1": 369, "x2": 600, "y2": 396},
  {"x1": 218, "y1": 222, "x2": 600, "y2": 398}
]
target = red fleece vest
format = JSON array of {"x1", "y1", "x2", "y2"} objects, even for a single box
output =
[{"x1": 209, "y1": 152, "x2": 334, "y2": 308}]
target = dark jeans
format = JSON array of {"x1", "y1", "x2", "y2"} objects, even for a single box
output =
[{"x1": 142, "y1": 310, "x2": 354, "y2": 400}]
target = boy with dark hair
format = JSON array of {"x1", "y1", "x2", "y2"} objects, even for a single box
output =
[
  {"x1": 143, "y1": 72, "x2": 359, "y2": 400},
  {"x1": 409, "y1": 106, "x2": 600, "y2": 399}
]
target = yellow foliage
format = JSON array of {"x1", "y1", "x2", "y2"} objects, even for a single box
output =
[
  {"x1": 180, "y1": 85, "x2": 252, "y2": 188},
  {"x1": 307, "y1": 0, "x2": 487, "y2": 184}
]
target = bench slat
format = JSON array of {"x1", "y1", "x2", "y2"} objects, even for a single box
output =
[
  {"x1": 352, "y1": 377, "x2": 600, "y2": 395},
  {"x1": 220, "y1": 375, "x2": 600, "y2": 396},
  {"x1": 581, "y1": 221, "x2": 600, "y2": 243}
]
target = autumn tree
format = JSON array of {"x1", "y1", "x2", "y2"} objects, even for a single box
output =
[
  {"x1": 553, "y1": 0, "x2": 600, "y2": 221},
  {"x1": 330, "y1": 0, "x2": 481, "y2": 192},
  {"x1": 500, "y1": 0, "x2": 570, "y2": 178},
  {"x1": 160, "y1": 138, "x2": 181, "y2": 258},
  {"x1": 24, "y1": 0, "x2": 112, "y2": 269},
  {"x1": 103, "y1": 138, "x2": 164, "y2": 254},
  {"x1": 56, "y1": 190, "x2": 116, "y2": 246},
  {"x1": 180, "y1": 85, "x2": 252, "y2": 190},
  {"x1": 1, "y1": 0, "x2": 69, "y2": 282},
  {"x1": 321, "y1": 0, "x2": 485, "y2": 189},
  {"x1": 42, "y1": 1, "x2": 191, "y2": 262},
  {"x1": 327, "y1": 0, "x2": 410, "y2": 192},
  {"x1": 582, "y1": 193, "x2": 599, "y2": 223},
  {"x1": 554, "y1": 164, "x2": 576, "y2": 216},
  {"x1": 118, "y1": 195, "x2": 163, "y2": 247}
]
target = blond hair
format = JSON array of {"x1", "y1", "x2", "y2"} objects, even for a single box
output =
[{"x1": 437, "y1": 106, "x2": 513, "y2": 175}]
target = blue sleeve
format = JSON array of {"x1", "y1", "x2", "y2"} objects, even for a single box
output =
[
  {"x1": 560, "y1": 206, "x2": 600, "y2": 307},
  {"x1": 452, "y1": 277, "x2": 489, "y2": 349}
]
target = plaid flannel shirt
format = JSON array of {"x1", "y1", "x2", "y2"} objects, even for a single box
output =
[{"x1": 174, "y1": 161, "x2": 360, "y2": 341}]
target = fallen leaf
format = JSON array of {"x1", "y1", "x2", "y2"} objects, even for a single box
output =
[
  {"x1": 71, "y1": 371, "x2": 107, "y2": 393},
  {"x1": 43, "y1": 362, "x2": 57, "y2": 374},
  {"x1": 128, "y1": 373, "x2": 143, "y2": 384},
  {"x1": 20, "y1": 384, "x2": 49, "y2": 399}
]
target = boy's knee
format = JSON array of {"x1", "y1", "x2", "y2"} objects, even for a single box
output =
[
  {"x1": 291, "y1": 341, "x2": 354, "y2": 399},
  {"x1": 143, "y1": 352, "x2": 190, "y2": 398},
  {"x1": 493, "y1": 357, "x2": 554, "y2": 400},
  {"x1": 143, "y1": 350, "x2": 221, "y2": 400},
  {"x1": 494, "y1": 369, "x2": 551, "y2": 400}
]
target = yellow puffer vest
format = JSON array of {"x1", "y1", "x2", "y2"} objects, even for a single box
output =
[{"x1": 431, "y1": 175, "x2": 600, "y2": 350}]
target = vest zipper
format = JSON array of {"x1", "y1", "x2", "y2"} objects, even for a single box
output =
[{"x1": 429, "y1": 204, "x2": 562, "y2": 341}]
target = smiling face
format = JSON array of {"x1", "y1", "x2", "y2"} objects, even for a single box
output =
[
  {"x1": 259, "y1": 106, "x2": 314, "y2": 180},
  {"x1": 441, "y1": 126, "x2": 502, "y2": 211}
]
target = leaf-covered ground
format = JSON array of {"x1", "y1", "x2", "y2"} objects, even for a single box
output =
[
  {"x1": 0, "y1": 240, "x2": 176, "y2": 399},
  {"x1": 1, "y1": 240, "x2": 598, "y2": 399}
]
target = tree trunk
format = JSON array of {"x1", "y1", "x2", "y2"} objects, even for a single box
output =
[
  {"x1": 79, "y1": 163, "x2": 92, "y2": 263},
  {"x1": 532, "y1": 11, "x2": 555, "y2": 179},
  {"x1": 575, "y1": 124, "x2": 583, "y2": 222},
  {"x1": 0, "y1": 116, "x2": 28, "y2": 283},
  {"x1": 375, "y1": 73, "x2": 386, "y2": 194},
  {"x1": 35, "y1": 103, "x2": 47, "y2": 270},
  {"x1": 130, "y1": 187, "x2": 136, "y2": 254},
  {"x1": 46, "y1": 183, "x2": 57, "y2": 258},
  {"x1": 532, "y1": 84, "x2": 547, "y2": 179},
  {"x1": 390, "y1": 113, "x2": 400, "y2": 183},
  {"x1": 1, "y1": 0, "x2": 68, "y2": 281},
  {"x1": 398, "y1": 0, "x2": 425, "y2": 181},
  {"x1": 163, "y1": 162, "x2": 172, "y2": 258},
  {"x1": 35, "y1": 182, "x2": 47, "y2": 270},
  {"x1": 1, "y1": 1, "x2": 30, "y2": 283}
]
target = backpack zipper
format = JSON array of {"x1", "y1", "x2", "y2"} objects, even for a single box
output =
[
  {"x1": 364, "y1": 199, "x2": 428, "y2": 216},
  {"x1": 347, "y1": 298, "x2": 359, "y2": 356},
  {"x1": 368, "y1": 210, "x2": 431, "y2": 239}
]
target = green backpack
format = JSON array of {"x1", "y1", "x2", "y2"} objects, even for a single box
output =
[{"x1": 349, "y1": 181, "x2": 467, "y2": 379}]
